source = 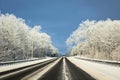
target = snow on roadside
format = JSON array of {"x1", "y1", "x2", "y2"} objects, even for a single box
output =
[
  {"x1": 62, "y1": 57, "x2": 69, "y2": 80},
  {"x1": 67, "y1": 57, "x2": 120, "y2": 80},
  {"x1": 0, "y1": 57, "x2": 55, "y2": 73},
  {"x1": 74, "y1": 56, "x2": 120, "y2": 64}
]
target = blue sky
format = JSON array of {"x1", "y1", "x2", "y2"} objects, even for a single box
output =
[{"x1": 0, "y1": 0, "x2": 120, "y2": 54}]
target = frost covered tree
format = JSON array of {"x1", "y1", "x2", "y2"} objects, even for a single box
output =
[
  {"x1": 0, "y1": 14, "x2": 30, "y2": 61},
  {"x1": 66, "y1": 19, "x2": 120, "y2": 61},
  {"x1": 0, "y1": 13, "x2": 58, "y2": 61}
]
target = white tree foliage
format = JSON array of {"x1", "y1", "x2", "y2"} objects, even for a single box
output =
[
  {"x1": 66, "y1": 19, "x2": 120, "y2": 61},
  {"x1": 0, "y1": 13, "x2": 58, "y2": 61}
]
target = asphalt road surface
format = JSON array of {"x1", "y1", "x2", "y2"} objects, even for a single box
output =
[
  {"x1": 39, "y1": 57, "x2": 95, "y2": 80},
  {"x1": 1, "y1": 57, "x2": 96, "y2": 80}
]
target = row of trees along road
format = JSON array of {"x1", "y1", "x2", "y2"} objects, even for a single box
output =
[
  {"x1": 66, "y1": 19, "x2": 120, "y2": 61},
  {"x1": 0, "y1": 14, "x2": 58, "y2": 61}
]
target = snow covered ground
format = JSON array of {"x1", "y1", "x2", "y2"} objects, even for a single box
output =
[
  {"x1": 74, "y1": 56, "x2": 120, "y2": 64},
  {"x1": 0, "y1": 57, "x2": 55, "y2": 73},
  {"x1": 67, "y1": 57, "x2": 120, "y2": 80},
  {"x1": 62, "y1": 57, "x2": 72, "y2": 80}
]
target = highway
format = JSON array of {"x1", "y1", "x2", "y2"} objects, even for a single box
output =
[
  {"x1": 39, "y1": 57, "x2": 95, "y2": 80},
  {"x1": 0, "y1": 57, "x2": 120, "y2": 80}
]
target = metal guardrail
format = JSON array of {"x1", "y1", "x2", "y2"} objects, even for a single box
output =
[
  {"x1": 0, "y1": 57, "x2": 57, "y2": 73},
  {"x1": 75, "y1": 57, "x2": 120, "y2": 66},
  {"x1": 0, "y1": 58, "x2": 46, "y2": 66}
]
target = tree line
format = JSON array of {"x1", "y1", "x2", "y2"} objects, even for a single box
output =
[
  {"x1": 0, "y1": 14, "x2": 58, "y2": 61},
  {"x1": 66, "y1": 19, "x2": 120, "y2": 61}
]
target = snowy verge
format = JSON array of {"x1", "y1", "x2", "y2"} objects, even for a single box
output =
[
  {"x1": 67, "y1": 57, "x2": 120, "y2": 80},
  {"x1": 0, "y1": 58, "x2": 45, "y2": 65},
  {"x1": 0, "y1": 57, "x2": 56, "y2": 73},
  {"x1": 62, "y1": 57, "x2": 69, "y2": 80},
  {"x1": 74, "y1": 56, "x2": 120, "y2": 66}
]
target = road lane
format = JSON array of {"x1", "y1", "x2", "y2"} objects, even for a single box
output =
[{"x1": 39, "y1": 57, "x2": 95, "y2": 80}]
